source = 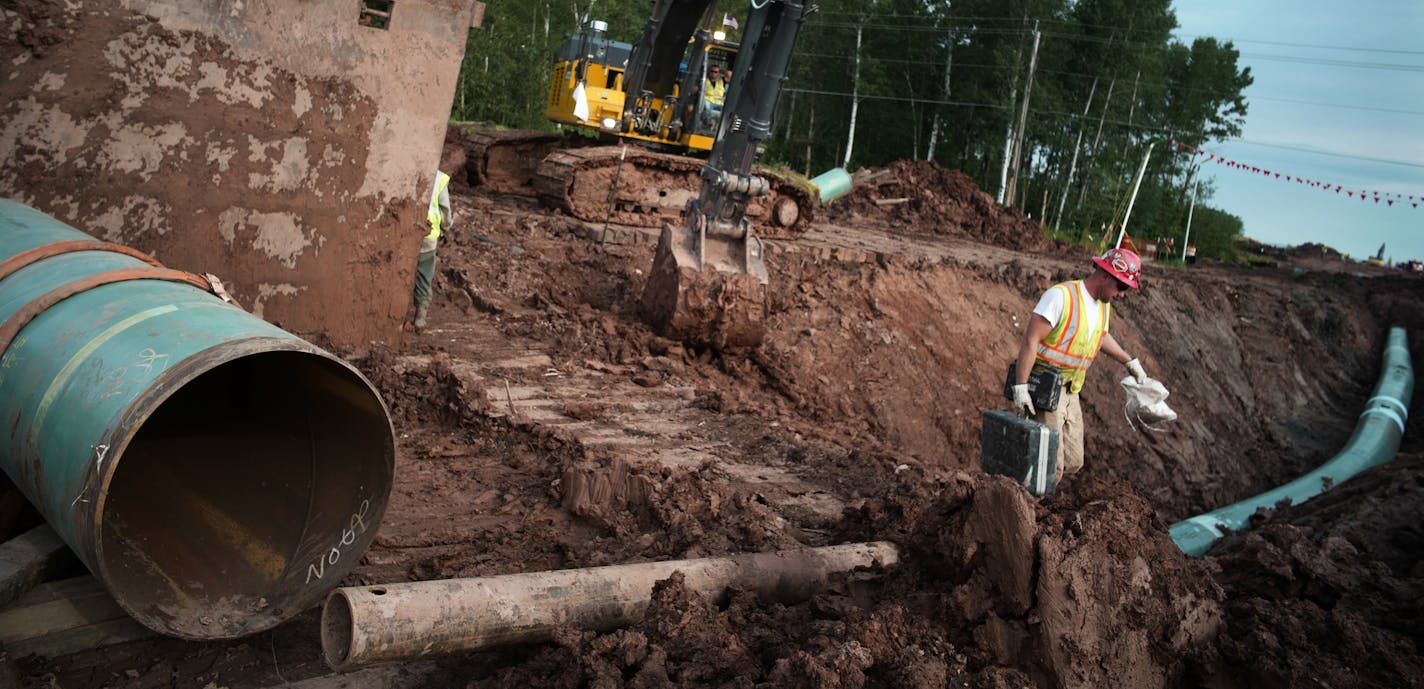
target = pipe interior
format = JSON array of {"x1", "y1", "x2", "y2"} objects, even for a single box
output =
[
  {"x1": 321, "y1": 590, "x2": 355, "y2": 667},
  {"x1": 98, "y1": 350, "x2": 392, "y2": 638}
]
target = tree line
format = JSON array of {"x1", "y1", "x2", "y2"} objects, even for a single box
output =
[{"x1": 453, "y1": 0, "x2": 1253, "y2": 260}]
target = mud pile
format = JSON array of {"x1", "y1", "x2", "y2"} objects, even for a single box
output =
[
  {"x1": 824, "y1": 160, "x2": 1056, "y2": 252},
  {"x1": 9, "y1": 131, "x2": 1424, "y2": 687}
]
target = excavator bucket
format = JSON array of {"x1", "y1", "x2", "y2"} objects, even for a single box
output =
[{"x1": 642, "y1": 214, "x2": 768, "y2": 350}]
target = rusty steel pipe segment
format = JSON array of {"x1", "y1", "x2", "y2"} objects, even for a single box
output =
[
  {"x1": 322, "y1": 541, "x2": 899, "y2": 670},
  {"x1": 0, "y1": 199, "x2": 394, "y2": 639}
]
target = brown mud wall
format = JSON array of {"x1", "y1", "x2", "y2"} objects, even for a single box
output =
[
  {"x1": 0, "y1": 0, "x2": 478, "y2": 348},
  {"x1": 752, "y1": 245, "x2": 1394, "y2": 523}
]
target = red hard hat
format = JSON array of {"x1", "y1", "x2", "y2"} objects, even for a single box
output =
[{"x1": 1093, "y1": 247, "x2": 1141, "y2": 289}]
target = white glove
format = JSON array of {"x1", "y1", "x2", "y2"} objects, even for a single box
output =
[
  {"x1": 1011, "y1": 383, "x2": 1036, "y2": 417},
  {"x1": 1125, "y1": 358, "x2": 1147, "y2": 384}
]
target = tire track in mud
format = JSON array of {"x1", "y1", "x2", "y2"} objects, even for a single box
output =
[{"x1": 408, "y1": 312, "x2": 844, "y2": 536}]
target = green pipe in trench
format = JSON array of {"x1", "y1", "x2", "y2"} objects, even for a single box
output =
[{"x1": 1171, "y1": 326, "x2": 1414, "y2": 556}]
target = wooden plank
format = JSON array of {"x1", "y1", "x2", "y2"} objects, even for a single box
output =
[
  {"x1": 0, "y1": 575, "x2": 153, "y2": 658},
  {"x1": 5, "y1": 574, "x2": 105, "y2": 607},
  {"x1": 6, "y1": 617, "x2": 151, "y2": 659},
  {"x1": 0, "y1": 524, "x2": 77, "y2": 609},
  {"x1": 265, "y1": 662, "x2": 441, "y2": 689},
  {"x1": 0, "y1": 578, "x2": 127, "y2": 642}
]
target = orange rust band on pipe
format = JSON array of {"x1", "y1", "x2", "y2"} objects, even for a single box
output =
[
  {"x1": 0, "y1": 240, "x2": 164, "y2": 282},
  {"x1": 321, "y1": 541, "x2": 899, "y2": 671},
  {"x1": 0, "y1": 267, "x2": 213, "y2": 358}
]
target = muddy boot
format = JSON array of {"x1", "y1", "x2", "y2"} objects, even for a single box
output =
[{"x1": 413, "y1": 303, "x2": 429, "y2": 331}]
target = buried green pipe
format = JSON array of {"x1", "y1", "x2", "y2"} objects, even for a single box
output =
[
  {"x1": 0, "y1": 199, "x2": 395, "y2": 639},
  {"x1": 1170, "y1": 327, "x2": 1414, "y2": 556},
  {"x1": 810, "y1": 168, "x2": 853, "y2": 204}
]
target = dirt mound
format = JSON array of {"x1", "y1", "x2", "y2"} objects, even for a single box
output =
[
  {"x1": 1201, "y1": 452, "x2": 1424, "y2": 687},
  {"x1": 824, "y1": 160, "x2": 1055, "y2": 252},
  {"x1": 472, "y1": 473, "x2": 1221, "y2": 688}
]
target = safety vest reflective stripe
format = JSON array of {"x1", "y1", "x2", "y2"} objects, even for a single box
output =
[
  {"x1": 1035, "y1": 280, "x2": 1110, "y2": 392},
  {"x1": 425, "y1": 171, "x2": 451, "y2": 241}
]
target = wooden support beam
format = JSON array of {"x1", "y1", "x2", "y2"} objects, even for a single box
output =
[
  {"x1": 0, "y1": 524, "x2": 76, "y2": 609},
  {"x1": 0, "y1": 576, "x2": 151, "y2": 658}
]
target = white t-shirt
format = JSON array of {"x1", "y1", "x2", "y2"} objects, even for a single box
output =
[{"x1": 1033, "y1": 281, "x2": 1102, "y2": 335}]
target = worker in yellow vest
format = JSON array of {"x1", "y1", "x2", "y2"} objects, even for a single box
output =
[
  {"x1": 702, "y1": 65, "x2": 727, "y2": 127},
  {"x1": 411, "y1": 169, "x2": 452, "y2": 331},
  {"x1": 1011, "y1": 247, "x2": 1153, "y2": 481}
]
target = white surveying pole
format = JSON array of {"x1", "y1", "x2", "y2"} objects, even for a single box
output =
[{"x1": 1182, "y1": 174, "x2": 1199, "y2": 262}]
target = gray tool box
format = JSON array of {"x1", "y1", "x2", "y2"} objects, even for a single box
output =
[{"x1": 980, "y1": 409, "x2": 1059, "y2": 495}]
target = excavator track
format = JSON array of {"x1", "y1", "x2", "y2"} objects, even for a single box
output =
[
  {"x1": 533, "y1": 145, "x2": 817, "y2": 237},
  {"x1": 467, "y1": 130, "x2": 567, "y2": 196}
]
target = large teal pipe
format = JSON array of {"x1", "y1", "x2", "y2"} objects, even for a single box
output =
[
  {"x1": 1171, "y1": 327, "x2": 1413, "y2": 556},
  {"x1": 0, "y1": 199, "x2": 395, "y2": 639}
]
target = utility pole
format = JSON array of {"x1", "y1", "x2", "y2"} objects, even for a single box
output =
[
  {"x1": 842, "y1": 20, "x2": 864, "y2": 168},
  {"x1": 1053, "y1": 77, "x2": 1097, "y2": 230},
  {"x1": 783, "y1": 90, "x2": 796, "y2": 144},
  {"x1": 1119, "y1": 69, "x2": 1141, "y2": 162},
  {"x1": 804, "y1": 102, "x2": 815, "y2": 176},
  {"x1": 1004, "y1": 22, "x2": 1041, "y2": 208},
  {"x1": 926, "y1": 23, "x2": 954, "y2": 162},
  {"x1": 1076, "y1": 75, "x2": 1116, "y2": 210},
  {"x1": 997, "y1": 116, "x2": 1014, "y2": 204}
]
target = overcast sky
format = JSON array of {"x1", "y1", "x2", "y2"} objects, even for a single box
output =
[{"x1": 1171, "y1": 0, "x2": 1424, "y2": 263}]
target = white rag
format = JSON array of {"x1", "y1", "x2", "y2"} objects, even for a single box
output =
[{"x1": 1121, "y1": 376, "x2": 1178, "y2": 432}]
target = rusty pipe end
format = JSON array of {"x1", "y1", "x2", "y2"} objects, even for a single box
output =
[{"x1": 322, "y1": 586, "x2": 358, "y2": 671}]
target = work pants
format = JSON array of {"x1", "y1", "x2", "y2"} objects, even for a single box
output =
[
  {"x1": 413, "y1": 246, "x2": 437, "y2": 308},
  {"x1": 1033, "y1": 388, "x2": 1083, "y2": 479}
]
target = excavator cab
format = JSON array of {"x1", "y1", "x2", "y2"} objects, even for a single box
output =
[{"x1": 546, "y1": 18, "x2": 739, "y2": 153}]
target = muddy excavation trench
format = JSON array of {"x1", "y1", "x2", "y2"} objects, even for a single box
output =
[{"x1": 5, "y1": 149, "x2": 1424, "y2": 688}]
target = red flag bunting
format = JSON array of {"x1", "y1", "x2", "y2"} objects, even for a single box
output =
[{"x1": 1182, "y1": 146, "x2": 1421, "y2": 210}]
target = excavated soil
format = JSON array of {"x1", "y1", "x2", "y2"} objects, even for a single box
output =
[{"x1": 9, "y1": 149, "x2": 1424, "y2": 688}]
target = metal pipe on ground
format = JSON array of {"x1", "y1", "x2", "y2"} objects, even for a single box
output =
[
  {"x1": 0, "y1": 199, "x2": 395, "y2": 639},
  {"x1": 1171, "y1": 326, "x2": 1414, "y2": 556},
  {"x1": 322, "y1": 541, "x2": 899, "y2": 671}
]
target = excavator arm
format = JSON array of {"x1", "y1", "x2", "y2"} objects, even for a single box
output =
[{"x1": 640, "y1": 0, "x2": 812, "y2": 349}]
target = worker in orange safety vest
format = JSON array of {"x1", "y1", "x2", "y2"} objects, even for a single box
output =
[{"x1": 1011, "y1": 247, "x2": 1155, "y2": 481}]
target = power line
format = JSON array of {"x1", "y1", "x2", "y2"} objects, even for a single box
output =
[
  {"x1": 1175, "y1": 34, "x2": 1424, "y2": 56},
  {"x1": 801, "y1": 21, "x2": 1424, "y2": 74},
  {"x1": 1221, "y1": 140, "x2": 1424, "y2": 170},
  {"x1": 810, "y1": 11, "x2": 1424, "y2": 56},
  {"x1": 1240, "y1": 52, "x2": 1424, "y2": 72},
  {"x1": 790, "y1": 51, "x2": 1424, "y2": 118},
  {"x1": 783, "y1": 86, "x2": 1424, "y2": 169}
]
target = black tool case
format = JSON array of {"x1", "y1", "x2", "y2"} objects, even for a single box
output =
[
  {"x1": 980, "y1": 409, "x2": 1059, "y2": 495},
  {"x1": 1002, "y1": 362, "x2": 1063, "y2": 412}
]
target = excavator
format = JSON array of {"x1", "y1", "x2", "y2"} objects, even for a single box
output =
[
  {"x1": 469, "y1": 2, "x2": 818, "y2": 238},
  {"x1": 469, "y1": 0, "x2": 829, "y2": 348}
]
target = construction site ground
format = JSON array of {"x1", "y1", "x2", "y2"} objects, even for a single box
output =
[{"x1": 7, "y1": 156, "x2": 1424, "y2": 688}]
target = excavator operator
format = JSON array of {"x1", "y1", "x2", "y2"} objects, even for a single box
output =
[
  {"x1": 1010, "y1": 247, "x2": 1157, "y2": 482},
  {"x1": 701, "y1": 65, "x2": 726, "y2": 126}
]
